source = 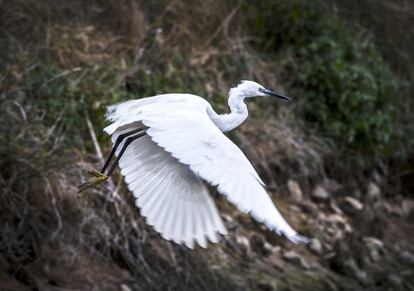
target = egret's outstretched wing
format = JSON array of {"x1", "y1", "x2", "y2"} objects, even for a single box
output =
[
  {"x1": 112, "y1": 125, "x2": 227, "y2": 248},
  {"x1": 104, "y1": 94, "x2": 307, "y2": 243}
]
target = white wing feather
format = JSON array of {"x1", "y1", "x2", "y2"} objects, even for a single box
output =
[
  {"x1": 105, "y1": 94, "x2": 307, "y2": 245},
  {"x1": 112, "y1": 126, "x2": 227, "y2": 248}
]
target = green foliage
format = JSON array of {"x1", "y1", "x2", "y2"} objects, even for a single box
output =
[
  {"x1": 22, "y1": 63, "x2": 133, "y2": 144},
  {"x1": 126, "y1": 69, "x2": 190, "y2": 97},
  {"x1": 251, "y1": 0, "x2": 330, "y2": 50},
  {"x1": 19, "y1": 58, "x2": 209, "y2": 144},
  {"x1": 292, "y1": 35, "x2": 404, "y2": 161},
  {"x1": 251, "y1": 0, "x2": 410, "y2": 166}
]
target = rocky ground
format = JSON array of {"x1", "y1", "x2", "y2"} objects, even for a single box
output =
[
  {"x1": 192, "y1": 125, "x2": 414, "y2": 290},
  {"x1": 231, "y1": 177, "x2": 414, "y2": 290}
]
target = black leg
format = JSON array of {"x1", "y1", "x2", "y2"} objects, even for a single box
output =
[
  {"x1": 77, "y1": 128, "x2": 146, "y2": 193},
  {"x1": 106, "y1": 131, "x2": 146, "y2": 176},
  {"x1": 101, "y1": 128, "x2": 145, "y2": 172}
]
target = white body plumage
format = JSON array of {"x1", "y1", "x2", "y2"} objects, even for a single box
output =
[{"x1": 104, "y1": 81, "x2": 308, "y2": 248}]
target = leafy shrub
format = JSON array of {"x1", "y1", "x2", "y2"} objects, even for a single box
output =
[
  {"x1": 19, "y1": 62, "x2": 133, "y2": 143},
  {"x1": 292, "y1": 34, "x2": 404, "y2": 162},
  {"x1": 251, "y1": 0, "x2": 409, "y2": 166}
]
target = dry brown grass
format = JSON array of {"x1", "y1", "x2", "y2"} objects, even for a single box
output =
[
  {"x1": 0, "y1": 0, "x2": 330, "y2": 290},
  {"x1": 0, "y1": 87, "x2": 244, "y2": 290},
  {"x1": 2, "y1": 0, "x2": 414, "y2": 289}
]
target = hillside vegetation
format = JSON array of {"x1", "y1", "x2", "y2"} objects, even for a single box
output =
[{"x1": 0, "y1": 0, "x2": 413, "y2": 290}]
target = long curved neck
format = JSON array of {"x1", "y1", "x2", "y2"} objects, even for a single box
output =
[{"x1": 207, "y1": 91, "x2": 248, "y2": 132}]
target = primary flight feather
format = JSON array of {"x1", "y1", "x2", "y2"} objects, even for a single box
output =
[{"x1": 79, "y1": 80, "x2": 309, "y2": 248}]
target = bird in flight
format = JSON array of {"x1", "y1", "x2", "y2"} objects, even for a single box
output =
[{"x1": 78, "y1": 80, "x2": 309, "y2": 248}]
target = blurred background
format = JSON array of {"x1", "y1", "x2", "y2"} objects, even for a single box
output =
[{"x1": 1, "y1": 0, "x2": 413, "y2": 290}]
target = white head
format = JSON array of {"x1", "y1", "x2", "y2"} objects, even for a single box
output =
[{"x1": 229, "y1": 80, "x2": 291, "y2": 101}]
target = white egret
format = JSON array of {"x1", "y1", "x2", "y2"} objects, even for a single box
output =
[{"x1": 78, "y1": 80, "x2": 309, "y2": 248}]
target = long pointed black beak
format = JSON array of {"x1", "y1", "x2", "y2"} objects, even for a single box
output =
[{"x1": 260, "y1": 88, "x2": 292, "y2": 101}]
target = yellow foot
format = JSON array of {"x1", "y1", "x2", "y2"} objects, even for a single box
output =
[
  {"x1": 87, "y1": 169, "x2": 108, "y2": 178},
  {"x1": 77, "y1": 170, "x2": 108, "y2": 194}
]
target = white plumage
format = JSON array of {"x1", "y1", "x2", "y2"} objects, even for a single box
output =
[{"x1": 102, "y1": 81, "x2": 308, "y2": 248}]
